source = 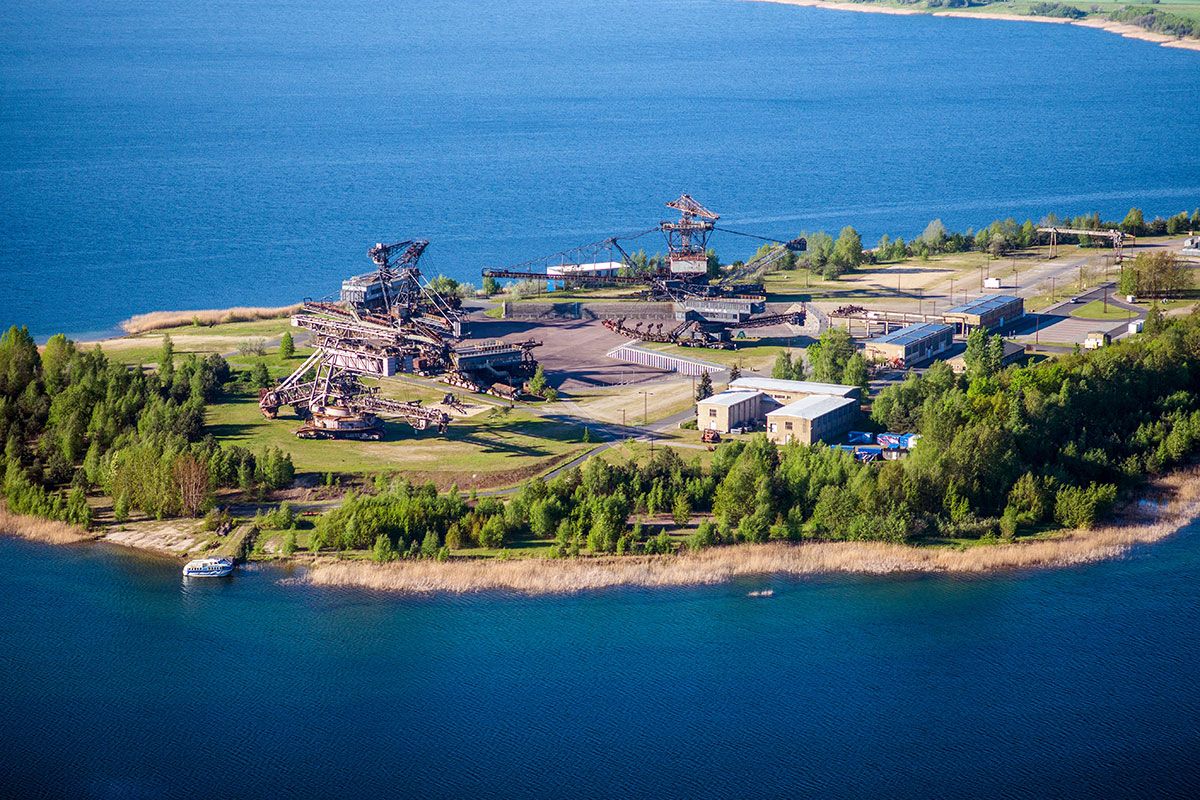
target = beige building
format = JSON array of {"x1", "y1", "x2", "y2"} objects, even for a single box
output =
[
  {"x1": 697, "y1": 390, "x2": 770, "y2": 433},
  {"x1": 729, "y1": 376, "x2": 860, "y2": 406},
  {"x1": 766, "y1": 396, "x2": 858, "y2": 446}
]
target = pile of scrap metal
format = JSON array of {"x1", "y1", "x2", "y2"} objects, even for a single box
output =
[
  {"x1": 602, "y1": 318, "x2": 734, "y2": 349},
  {"x1": 480, "y1": 194, "x2": 806, "y2": 349},
  {"x1": 261, "y1": 239, "x2": 540, "y2": 439},
  {"x1": 601, "y1": 306, "x2": 805, "y2": 350}
]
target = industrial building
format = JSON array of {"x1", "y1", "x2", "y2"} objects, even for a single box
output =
[
  {"x1": 946, "y1": 340, "x2": 1025, "y2": 373},
  {"x1": 729, "y1": 376, "x2": 860, "y2": 405},
  {"x1": 697, "y1": 390, "x2": 772, "y2": 433},
  {"x1": 766, "y1": 396, "x2": 859, "y2": 446},
  {"x1": 864, "y1": 323, "x2": 954, "y2": 366},
  {"x1": 943, "y1": 294, "x2": 1024, "y2": 333}
]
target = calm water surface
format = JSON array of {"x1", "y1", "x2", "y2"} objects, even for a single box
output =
[
  {"x1": 2, "y1": 528, "x2": 1200, "y2": 798},
  {"x1": 2, "y1": 0, "x2": 1199, "y2": 337}
]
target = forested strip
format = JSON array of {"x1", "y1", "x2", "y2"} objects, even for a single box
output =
[{"x1": 0, "y1": 327, "x2": 293, "y2": 527}]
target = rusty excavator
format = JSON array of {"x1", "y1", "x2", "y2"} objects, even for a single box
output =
[{"x1": 260, "y1": 239, "x2": 536, "y2": 440}]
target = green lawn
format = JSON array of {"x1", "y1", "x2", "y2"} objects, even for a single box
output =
[
  {"x1": 149, "y1": 317, "x2": 296, "y2": 338},
  {"x1": 1070, "y1": 300, "x2": 1135, "y2": 320},
  {"x1": 205, "y1": 391, "x2": 591, "y2": 489}
]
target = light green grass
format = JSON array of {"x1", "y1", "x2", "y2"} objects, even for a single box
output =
[
  {"x1": 146, "y1": 318, "x2": 295, "y2": 338},
  {"x1": 205, "y1": 392, "x2": 590, "y2": 488},
  {"x1": 1070, "y1": 300, "x2": 1135, "y2": 320}
]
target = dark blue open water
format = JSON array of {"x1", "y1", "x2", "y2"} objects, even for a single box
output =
[
  {"x1": 3, "y1": 528, "x2": 1200, "y2": 798},
  {"x1": 2, "y1": 0, "x2": 1198, "y2": 337}
]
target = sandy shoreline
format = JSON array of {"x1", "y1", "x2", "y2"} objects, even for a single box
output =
[
  {"x1": 5, "y1": 469, "x2": 1198, "y2": 596},
  {"x1": 300, "y1": 469, "x2": 1200, "y2": 596},
  {"x1": 752, "y1": 0, "x2": 1200, "y2": 53}
]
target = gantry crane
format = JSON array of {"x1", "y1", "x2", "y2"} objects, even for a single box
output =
[
  {"x1": 1037, "y1": 226, "x2": 1135, "y2": 263},
  {"x1": 480, "y1": 195, "x2": 807, "y2": 348}
]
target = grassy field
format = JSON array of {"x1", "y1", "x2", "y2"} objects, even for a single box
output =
[
  {"x1": 93, "y1": 317, "x2": 297, "y2": 366},
  {"x1": 1070, "y1": 300, "x2": 1134, "y2": 320},
  {"x1": 564, "y1": 375, "x2": 700, "y2": 425},
  {"x1": 761, "y1": 245, "x2": 1069, "y2": 307},
  {"x1": 205, "y1": 391, "x2": 591, "y2": 489},
  {"x1": 637, "y1": 338, "x2": 803, "y2": 371}
]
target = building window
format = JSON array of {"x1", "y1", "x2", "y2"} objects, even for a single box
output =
[
  {"x1": 785, "y1": 421, "x2": 793, "y2": 430},
  {"x1": 708, "y1": 409, "x2": 717, "y2": 417},
  {"x1": 769, "y1": 423, "x2": 776, "y2": 433}
]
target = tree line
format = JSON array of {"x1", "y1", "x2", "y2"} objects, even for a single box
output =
[{"x1": 1, "y1": 326, "x2": 294, "y2": 528}]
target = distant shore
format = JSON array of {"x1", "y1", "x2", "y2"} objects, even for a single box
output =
[{"x1": 753, "y1": 1, "x2": 1200, "y2": 53}]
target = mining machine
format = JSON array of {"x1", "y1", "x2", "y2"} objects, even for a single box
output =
[
  {"x1": 260, "y1": 239, "x2": 542, "y2": 439},
  {"x1": 259, "y1": 357, "x2": 454, "y2": 441},
  {"x1": 481, "y1": 195, "x2": 807, "y2": 349}
]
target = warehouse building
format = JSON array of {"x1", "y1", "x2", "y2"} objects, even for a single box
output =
[
  {"x1": 943, "y1": 294, "x2": 1024, "y2": 333},
  {"x1": 697, "y1": 390, "x2": 772, "y2": 433},
  {"x1": 766, "y1": 396, "x2": 859, "y2": 446},
  {"x1": 729, "y1": 376, "x2": 861, "y2": 405},
  {"x1": 864, "y1": 323, "x2": 954, "y2": 366}
]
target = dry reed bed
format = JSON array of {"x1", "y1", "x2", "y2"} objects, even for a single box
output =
[
  {"x1": 120, "y1": 305, "x2": 299, "y2": 335},
  {"x1": 303, "y1": 469, "x2": 1200, "y2": 596},
  {"x1": 0, "y1": 505, "x2": 94, "y2": 545}
]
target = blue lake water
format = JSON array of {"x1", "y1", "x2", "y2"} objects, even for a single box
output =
[
  {"x1": 2, "y1": 0, "x2": 1198, "y2": 337},
  {"x1": 4, "y1": 4, "x2": 1200, "y2": 795},
  {"x1": 3, "y1": 528, "x2": 1200, "y2": 798}
]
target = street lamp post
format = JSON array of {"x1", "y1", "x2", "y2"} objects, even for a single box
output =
[{"x1": 638, "y1": 391, "x2": 654, "y2": 452}]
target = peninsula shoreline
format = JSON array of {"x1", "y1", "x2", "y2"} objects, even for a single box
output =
[
  {"x1": 4, "y1": 468, "x2": 1197, "y2": 596},
  {"x1": 751, "y1": 0, "x2": 1200, "y2": 53}
]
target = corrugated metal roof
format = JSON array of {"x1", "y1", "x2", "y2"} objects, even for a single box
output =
[
  {"x1": 767, "y1": 395, "x2": 857, "y2": 420},
  {"x1": 546, "y1": 261, "x2": 623, "y2": 276},
  {"x1": 868, "y1": 323, "x2": 953, "y2": 347},
  {"x1": 699, "y1": 390, "x2": 763, "y2": 408},
  {"x1": 944, "y1": 294, "x2": 1022, "y2": 315},
  {"x1": 730, "y1": 376, "x2": 857, "y2": 396}
]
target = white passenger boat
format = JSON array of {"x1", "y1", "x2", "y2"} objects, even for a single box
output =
[{"x1": 182, "y1": 557, "x2": 235, "y2": 578}]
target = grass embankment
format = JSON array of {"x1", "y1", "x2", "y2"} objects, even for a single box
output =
[
  {"x1": 0, "y1": 504, "x2": 94, "y2": 545},
  {"x1": 95, "y1": 317, "x2": 299, "y2": 367},
  {"x1": 299, "y1": 468, "x2": 1200, "y2": 595},
  {"x1": 121, "y1": 306, "x2": 299, "y2": 335}
]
